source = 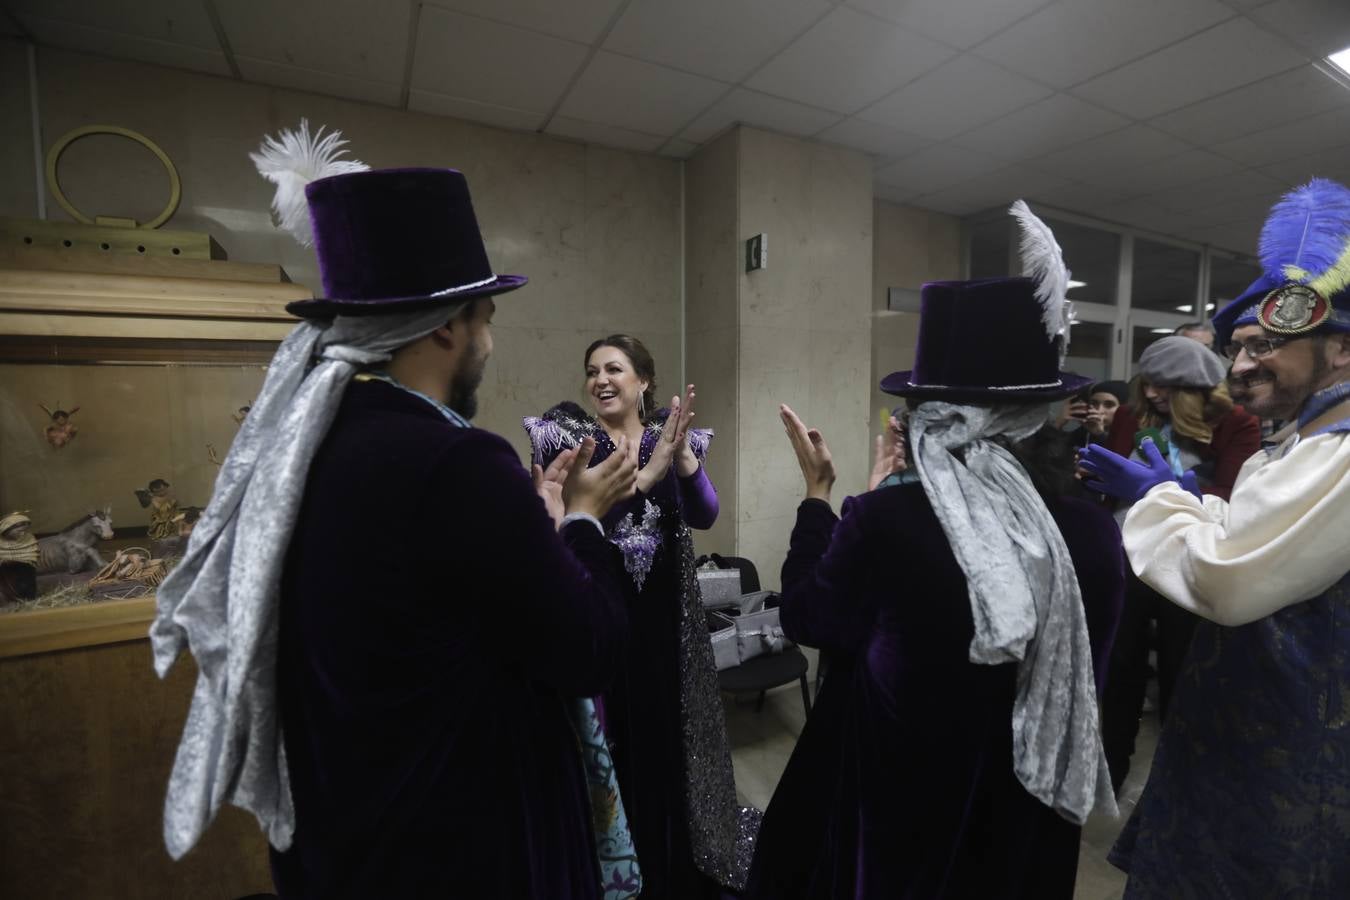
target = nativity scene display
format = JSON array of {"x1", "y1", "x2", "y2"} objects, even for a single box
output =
[{"x1": 1, "y1": 360, "x2": 269, "y2": 614}]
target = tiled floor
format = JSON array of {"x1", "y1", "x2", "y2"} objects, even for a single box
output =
[{"x1": 722, "y1": 656, "x2": 1161, "y2": 899}]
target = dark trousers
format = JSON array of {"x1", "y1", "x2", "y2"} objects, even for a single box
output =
[{"x1": 1102, "y1": 570, "x2": 1199, "y2": 795}]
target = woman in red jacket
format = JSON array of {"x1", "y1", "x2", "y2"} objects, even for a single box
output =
[{"x1": 1100, "y1": 336, "x2": 1261, "y2": 794}]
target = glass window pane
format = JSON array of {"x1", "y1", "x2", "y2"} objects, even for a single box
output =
[
  {"x1": 969, "y1": 219, "x2": 1010, "y2": 279},
  {"x1": 1132, "y1": 238, "x2": 1200, "y2": 313},
  {"x1": 1045, "y1": 218, "x2": 1119, "y2": 307},
  {"x1": 1131, "y1": 325, "x2": 1176, "y2": 367},
  {"x1": 1210, "y1": 254, "x2": 1262, "y2": 307},
  {"x1": 1064, "y1": 321, "x2": 1112, "y2": 383}
]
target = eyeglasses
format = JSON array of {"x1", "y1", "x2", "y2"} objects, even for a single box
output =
[{"x1": 1221, "y1": 334, "x2": 1306, "y2": 361}]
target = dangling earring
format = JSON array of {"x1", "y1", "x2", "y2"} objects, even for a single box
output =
[{"x1": 638, "y1": 393, "x2": 646, "y2": 420}]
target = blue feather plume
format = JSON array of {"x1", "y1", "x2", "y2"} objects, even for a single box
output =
[{"x1": 1258, "y1": 178, "x2": 1350, "y2": 287}]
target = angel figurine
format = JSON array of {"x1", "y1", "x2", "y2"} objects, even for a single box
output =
[
  {"x1": 232, "y1": 404, "x2": 252, "y2": 425},
  {"x1": 134, "y1": 478, "x2": 180, "y2": 541},
  {"x1": 40, "y1": 404, "x2": 79, "y2": 449}
]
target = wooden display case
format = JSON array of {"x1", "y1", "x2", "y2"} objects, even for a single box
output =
[{"x1": 0, "y1": 243, "x2": 309, "y2": 898}]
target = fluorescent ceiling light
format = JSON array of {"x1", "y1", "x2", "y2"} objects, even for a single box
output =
[
  {"x1": 1175, "y1": 304, "x2": 1193, "y2": 313},
  {"x1": 1150, "y1": 328, "x2": 1174, "y2": 334},
  {"x1": 1067, "y1": 280, "x2": 1087, "y2": 289},
  {"x1": 1329, "y1": 46, "x2": 1350, "y2": 77}
]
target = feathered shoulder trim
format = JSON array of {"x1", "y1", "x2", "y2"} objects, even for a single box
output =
[
  {"x1": 522, "y1": 402, "x2": 714, "y2": 465},
  {"x1": 522, "y1": 402, "x2": 596, "y2": 466}
]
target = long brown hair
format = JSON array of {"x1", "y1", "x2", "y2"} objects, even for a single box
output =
[
  {"x1": 584, "y1": 334, "x2": 658, "y2": 420},
  {"x1": 1131, "y1": 378, "x2": 1234, "y2": 445}
]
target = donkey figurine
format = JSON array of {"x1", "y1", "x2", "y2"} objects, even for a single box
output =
[{"x1": 37, "y1": 508, "x2": 114, "y2": 574}]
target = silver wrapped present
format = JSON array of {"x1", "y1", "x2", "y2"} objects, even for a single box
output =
[
  {"x1": 735, "y1": 593, "x2": 793, "y2": 662},
  {"x1": 697, "y1": 568, "x2": 742, "y2": 608},
  {"x1": 706, "y1": 609, "x2": 740, "y2": 671}
]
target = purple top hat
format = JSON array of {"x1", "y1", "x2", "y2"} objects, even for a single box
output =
[
  {"x1": 880, "y1": 277, "x2": 1092, "y2": 402},
  {"x1": 285, "y1": 168, "x2": 527, "y2": 318}
]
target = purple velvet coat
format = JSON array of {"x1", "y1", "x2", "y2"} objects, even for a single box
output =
[
  {"x1": 745, "y1": 485, "x2": 1124, "y2": 900},
  {"x1": 270, "y1": 379, "x2": 627, "y2": 899}
]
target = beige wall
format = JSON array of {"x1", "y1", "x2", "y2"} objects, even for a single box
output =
[
  {"x1": 684, "y1": 128, "x2": 740, "y2": 558},
  {"x1": 870, "y1": 200, "x2": 962, "y2": 424},
  {"x1": 685, "y1": 126, "x2": 873, "y2": 589},
  {"x1": 4, "y1": 46, "x2": 683, "y2": 463}
]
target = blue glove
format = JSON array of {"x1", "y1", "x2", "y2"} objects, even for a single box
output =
[{"x1": 1077, "y1": 439, "x2": 1201, "y2": 503}]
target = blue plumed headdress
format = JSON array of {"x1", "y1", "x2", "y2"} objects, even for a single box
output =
[{"x1": 1212, "y1": 177, "x2": 1350, "y2": 343}]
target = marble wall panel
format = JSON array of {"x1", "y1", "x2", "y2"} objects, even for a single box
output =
[
  {"x1": 870, "y1": 199, "x2": 961, "y2": 433},
  {"x1": 685, "y1": 128, "x2": 741, "y2": 558},
  {"x1": 736, "y1": 128, "x2": 872, "y2": 591},
  {"x1": 10, "y1": 48, "x2": 683, "y2": 470}
]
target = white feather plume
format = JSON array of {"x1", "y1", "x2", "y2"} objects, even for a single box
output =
[
  {"x1": 249, "y1": 119, "x2": 368, "y2": 248},
  {"x1": 1008, "y1": 199, "x2": 1072, "y2": 352}
]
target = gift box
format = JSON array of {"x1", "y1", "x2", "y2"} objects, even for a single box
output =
[
  {"x1": 706, "y1": 609, "x2": 740, "y2": 671},
  {"x1": 697, "y1": 568, "x2": 742, "y2": 608}
]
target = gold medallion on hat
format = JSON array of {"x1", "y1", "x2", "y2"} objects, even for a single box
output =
[{"x1": 1258, "y1": 284, "x2": 1332, "y2": 334}]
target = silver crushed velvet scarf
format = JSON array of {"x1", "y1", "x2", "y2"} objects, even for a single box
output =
[
  {"x1": 149, "y1": 303, "x2": 466, "y2": 860},
  {"x1": 908, "y1": 401, "x2": 1117, "y2": 825}
]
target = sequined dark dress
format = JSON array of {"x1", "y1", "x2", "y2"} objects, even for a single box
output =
[
  {"x1": 745, "y1": 487, "x2": 1124, "y2": 900},
  {"x1": 526, "y1": 402, "x2": 761, "y2": 899}
]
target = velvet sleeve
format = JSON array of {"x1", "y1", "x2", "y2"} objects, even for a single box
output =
[
  {"x1": 676, "y1": 465, "x2": 719, "y2": 530},
  {"x1": 1203, "y1": 407, "x2": 1262, "y2": 500},
  {"x1": 433, "y1": 431, "x2": 626, "y2": 696},
  {"x1": 779, "y1": 496, "x2": 876, "y2": 654}
]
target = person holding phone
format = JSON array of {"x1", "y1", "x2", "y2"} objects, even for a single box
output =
[{"x1": 1091, "y1": 336, "x2": 1260, "y2": 794}]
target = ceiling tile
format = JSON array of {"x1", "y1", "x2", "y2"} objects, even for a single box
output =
[
  {"x1": 1084, "y1": 148, "x2": 1244, "y2": 193},
  {"x1": 1025, "y1": 125, "x2": 1192, "y2": 181},
  {"x1": 235, "y1": 57, "x2": 401, "y2": 106},
  {"x1": 875, "y1": 143, "x2": 1005, "y2": 192},
  {"x1": 856, "y1": 54, "x2": 1052, "y2": 139},
  {"x1": 817, "y1": 118, "x2": 932, "y2": 158},
  {"x1": 604, "y1": 0, "x2": 831, "y2": 83},
  {"x1": 1092, "y1": 197, "x2": 1212, "y2": 234},
  {"x1": 1071, "y1": 18, "x2": 1307, "y2": 119},
  {"x1": 845, "y1": 0, "x2": 1053, "y2": 50},
  {"x1": 1027, "y1": 181, "x2": 1141, "y2": 213},
  {"x1": 659, "y1": 138, "x2": 700, "y2": 159},
  {"x1": 1259, "y1": 144, "x2": 1350, "y2": 184},
  {"x1": 8, "y1": 0, "x2": 219, "y2": 49},
  {"x1": 412, "y1": 7, "x2": 587, "y2": 113},
  {"x1": 746, "y1": 6, "x2": 954, "y2": 114},
  {"x1": 219, "y1": 0, "x2": 410, "y2": 85},
  {"x1": 953, "y1": 94, "x2": 1130, "y2": 161},
  {"x1": 1209, "y1": 105, "x2": 1350, "y2": 166},
  {"x1": 974, "y1": 0, "x2": 1233, "y2": 89},
  {"x1": 1248, "y1": 0, "x2": 1350, "y2": 57},
  {"x1": 408, "y1": 91, "x2": 547, "y2": 132},
  {"x1": 1188, "y1": 193, "x2": 1287, "y2": 226},
  {"x1": 557, "y1": 51, "x2": 728, "y2": 137},
  {"x1": 874, "y1": 183, "x2": 920, "y2": 204},
  {"x1": 422, "y1": 0, "x2": 626, "y2": 45},
  {"x1": 1148, "y1": 65, "x2": 1350, "y2": 146},
  {"x1": 678, "y1": 88, "x2": 841, "y2": 144},
  {"x1": 908, "y1": 164, "x2": 1071, "y2": 216},
  {"x1": 1150, "y1": 170, "x2": 1290, "y2": 213},
  {"x1": 1185, "y1": 220, "x2": 1264, "y2": 253},
  {"x1": 545, "y1": 116, "x2": 665, "y2": 153},
  {"x1": 18, "y1": 17, "x2": 230, "y2": 77}
]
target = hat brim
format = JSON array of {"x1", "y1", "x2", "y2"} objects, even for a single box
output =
[
  {"x1": 880, "y1": 370, "x2": 1094, "y2": 402},
  {"x1": 285, "y1": 274, "x2": 528, "y2": 319}
]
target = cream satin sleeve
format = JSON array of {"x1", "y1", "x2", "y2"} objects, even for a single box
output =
[{"x1": 1122, "y1": 432, "x2": 1350, "y2": 626}]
